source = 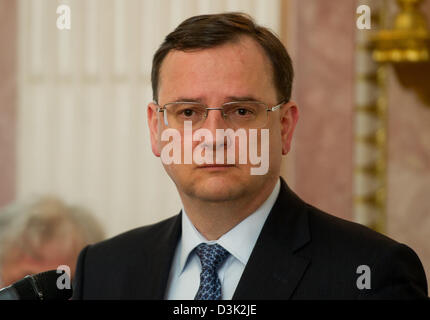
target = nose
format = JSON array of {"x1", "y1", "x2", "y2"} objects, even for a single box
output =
[
  {"x1": 202, "y1": 108, "x2": 229, "y2": 131},
  {"x1": 199, "y1": 108, "x2": 229, "y2": 151}
]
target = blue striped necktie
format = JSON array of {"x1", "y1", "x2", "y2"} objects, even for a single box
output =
[{"x1": 194, "y1": 243, "x2": 230, "y2": 300}]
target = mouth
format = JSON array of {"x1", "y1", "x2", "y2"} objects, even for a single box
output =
[{"x1": 197, "y1": 164, "x2": 236, "y2": 170}]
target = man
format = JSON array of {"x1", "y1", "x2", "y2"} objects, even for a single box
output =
[
  {"x1": 72, "y1": 13, "x2": 428, "y2": 299},
  {"x1": 0, "y1": 196, "x2": 105, "y2": 287}
]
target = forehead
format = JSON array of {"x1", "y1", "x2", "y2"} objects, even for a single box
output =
[{"x1": 158, "y1": 36, "x2": 276, "y2": 103}]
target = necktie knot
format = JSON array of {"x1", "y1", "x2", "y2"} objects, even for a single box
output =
[
  {"x1": 194, "y1": 243, "x2": 230, "y2": 300},
  {"x1": 195, "y1": 243, "x2": 230, "y2": 271}
]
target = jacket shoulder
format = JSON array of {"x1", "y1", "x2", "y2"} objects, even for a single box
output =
[
  {"x1": 301, "y1": 205, "x2": 428, "y2": 298},
  {"x1": 88, "y1": 214, "x2": 179, "y2": 256},
  {"x1": 307, "y1": 204, "x2": 396, "y2": 248},
  {"x1": 71, "y1": 214, "x2": 180, "y2": 299}
]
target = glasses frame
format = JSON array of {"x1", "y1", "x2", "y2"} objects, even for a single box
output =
[{"x1": 156, "y1": 100, "x2": 285, "y2": 129}]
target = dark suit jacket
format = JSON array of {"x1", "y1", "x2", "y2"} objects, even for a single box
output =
[{"x1": 72, "y1": 178, "x2": 428, "y2": 299}]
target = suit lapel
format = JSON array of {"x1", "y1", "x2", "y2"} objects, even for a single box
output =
[
  {"x1": 232, "y1": 179, "x2": 311, "y2": 300},
  {"x1": 137, "y1": 212, "x2": 182, "y2": 299}
]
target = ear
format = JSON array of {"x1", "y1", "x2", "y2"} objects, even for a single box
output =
[
  {"x1": 280, "y1": 101, "x2": 299, "y2": 155},
  {"x1": 147, "y1": 102, "x2": 161, "y2": 157}
]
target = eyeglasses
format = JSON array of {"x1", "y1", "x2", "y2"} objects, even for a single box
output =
[{"x1": 156, "y1": 100, "x2": 284, "y2": 129}]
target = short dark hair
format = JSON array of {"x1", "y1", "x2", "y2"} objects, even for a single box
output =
[{"x1": 151, "y1": 12, "x2": 294, "y2": 103}]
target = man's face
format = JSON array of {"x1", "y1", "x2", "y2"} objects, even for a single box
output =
[{"x1": 148, "y1": 36, "x2": 298, "y2": 203}]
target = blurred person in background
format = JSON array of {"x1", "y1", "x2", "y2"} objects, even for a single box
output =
[{"x1": 0, "y1": 196, "x2": 105, "y2": 287}]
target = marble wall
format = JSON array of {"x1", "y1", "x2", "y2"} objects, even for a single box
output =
[
  {"x1": 288, "y1": 0, "x2": 356, "y2": 221},
  {"x1": 0, "y1": 0, "x2": 16, "y2": 208}
]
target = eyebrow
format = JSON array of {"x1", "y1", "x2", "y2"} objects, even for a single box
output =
[
  {"x1": 173, "y1": 97, "x2": 202, "y2": 103},
  {"x1": 226, "y1": 96, "x2": 260, "y2": 102},
  {"x1": 172, "y1": 96, "x2": 261, "y2": 103}
]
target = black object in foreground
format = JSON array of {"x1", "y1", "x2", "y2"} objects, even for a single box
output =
[{"x1": 0, "y1": 270, "x2": 72, "y2": 300}]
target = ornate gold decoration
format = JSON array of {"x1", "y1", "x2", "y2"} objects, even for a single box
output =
[
  {"x1": 371, "y1": 0, "x2": 430, "y2": 62},
  {"x1": 354, "y1": 65, "x2": 388, "y2": 233},
  {"x1": 354, "y1": 1, "x2": 389, "y2": 234}
]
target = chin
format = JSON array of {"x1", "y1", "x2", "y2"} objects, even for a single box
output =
[{"x1": 189, "y1": 175, "x2": 247, "y2": 202}]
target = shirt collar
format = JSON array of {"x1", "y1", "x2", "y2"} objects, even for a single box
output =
[{"x1": 178, "y1": 178, "x2": 281, "y2": 274}]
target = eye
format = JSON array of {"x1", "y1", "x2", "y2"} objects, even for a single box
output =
[
  {"x1": 173, "y1": 104, "x2": 205, "y2": 120},
  {"x1": 182, "y1": 109, "x2": 194, "y2": 117},
  {"x1": 231, "y1": 106, "x2": 256, "y2": 117},
  {"x1": 236, "y1": 108, "x2": 252, "y2": 116}
]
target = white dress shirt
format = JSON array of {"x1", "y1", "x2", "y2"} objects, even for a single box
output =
[{"x1": 165, "y1": 179, "x2": 281, "y2": 300}]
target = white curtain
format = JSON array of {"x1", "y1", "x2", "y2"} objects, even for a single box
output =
[{"x1": 17, "y1": 0, "x2": 282, "y2": 237}]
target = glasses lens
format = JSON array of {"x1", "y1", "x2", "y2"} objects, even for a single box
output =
[
  {"x1": 165, "y1": 103, "x2": 206, "y2": 128},
  {"x1": 163, "y1": 102, "x2": 269, "y2": 129},
  {"x1": 223, "y1": 102, "x2": 267, "y2": 128}
]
